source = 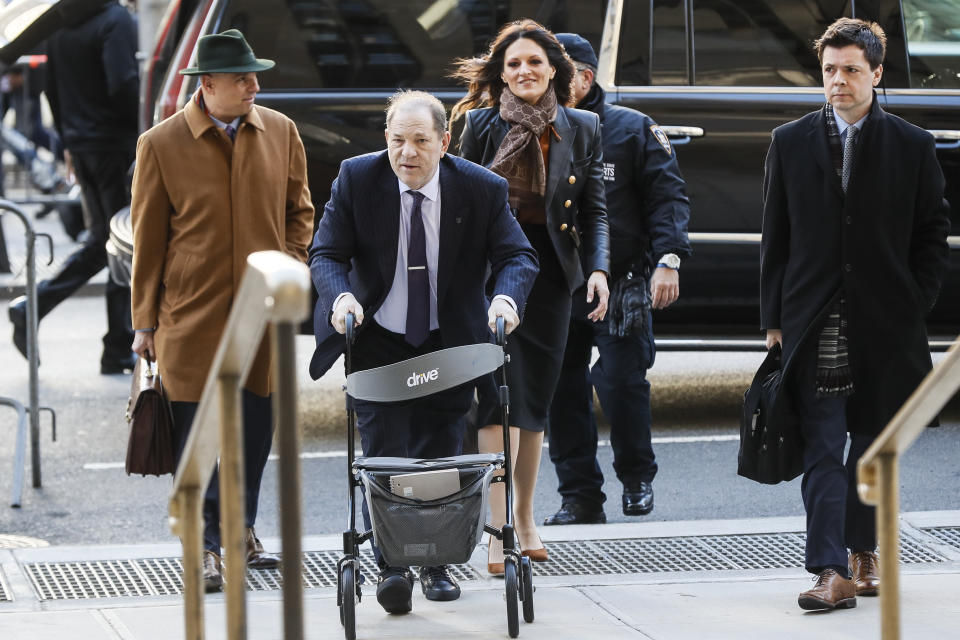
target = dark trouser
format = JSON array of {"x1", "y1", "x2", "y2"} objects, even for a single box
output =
[
  {"x1": 171, "y1": 389, "x2": 274, "y2": 553},
  {"x1": 548, "y1": 292, "x2": 657, "y2": 509},
  {"x1": 33, "y1": 148, "x2": 133, "y2": 363},
  {"x1": 794, "y1": 343, "x2": 876, "y2": 575},
  {"x1": 352, "y1": 321, "x2": 472, "y2": 567}
]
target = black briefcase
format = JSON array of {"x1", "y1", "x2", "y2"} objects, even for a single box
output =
[{"x1": 738, "y1": 343, "x2": 804, "y2": 484}]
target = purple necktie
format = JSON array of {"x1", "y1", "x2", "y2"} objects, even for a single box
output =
[
  {"x1": 405, "y1": 190, "x2": 430, "y2": 347},
  {"x1": 224, "y1": 124, "x2": 237, "y2": 142}
]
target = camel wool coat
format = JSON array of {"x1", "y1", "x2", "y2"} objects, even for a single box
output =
[{"x1": 130, "y1": 95, "x2": 314, "y2": 402}]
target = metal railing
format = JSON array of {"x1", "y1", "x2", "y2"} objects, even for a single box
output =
[
  {"x1": 857, "y1": 335, "x2": 960, "y2": 639},
  {"x1": 168, "y1": 251, "x2": 311, "y2": 640},
  {"x1": 0, "y1": 199, "x2": 56, "y2": 507}
]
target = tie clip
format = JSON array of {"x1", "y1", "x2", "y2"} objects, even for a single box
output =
[{"x1": 408, "y1": 266, "x2": 426, "y2": 270}]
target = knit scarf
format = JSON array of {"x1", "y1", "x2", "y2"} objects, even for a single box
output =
[
  {"x1": 489, "y1": 84, "x2": 558, "y2": 196},
  {"x1": 815, "y1": 104, "x2": 855, "y2": 398}
]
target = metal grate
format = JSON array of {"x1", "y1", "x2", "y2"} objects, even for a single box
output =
[
  {"x1": 924, "y1": 527, "x2": 960, "y2": 550},
  {"x1": 26, "y1": 560, "x2": 153, "y2": 600},
  {"x1": 20, "y1": 531, "x2": 946, "y2": 600},
  {"x1": 526, "y1": 532, "x2": 945, "y2": 577},
  {"x1": 24, "y1": 551, "x2": 480, "y2": 600}
]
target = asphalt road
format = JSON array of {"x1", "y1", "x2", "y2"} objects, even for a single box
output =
[{"x1": 1, "y1": 295, "x2": 958, "y2": 548}]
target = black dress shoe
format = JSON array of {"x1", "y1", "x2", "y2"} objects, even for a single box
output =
[
  {"x1": 622, "y1": 481, "x2": 654, "y2": 516},
  {"x1": 101, "y1": 353, "x2": 137, "y2": 375},
  {"x1": 8, "y1": 296, "x2": 28, "y2": 360},
  {"x1": 203, "y1": 550, "x2": 224, "y2": 593},
  {"x1": 376, "y1": 566, "x2": 413, "y2": 614},
  {"x1": 418, "y1": 565, "x2": 461, "y2": 602},
  {"x1": 543, "y1": 501, "x2": 606, "y2": 526}
]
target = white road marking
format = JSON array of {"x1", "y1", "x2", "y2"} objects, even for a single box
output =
[{"x1": 82, "y1": 435, "x2": 738, "y2": 470}]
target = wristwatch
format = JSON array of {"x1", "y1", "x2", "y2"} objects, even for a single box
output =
[{"x1": 657, "y1": 253, "x2": 681, "y2": 270}]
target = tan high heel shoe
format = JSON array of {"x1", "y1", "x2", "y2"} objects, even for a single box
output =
[
  {"x1": 487, "y1": 534, "x2": 505, "y2": 576},
  {"x1": 520, "y1": 533, "x2": 548, "y2": 562}
]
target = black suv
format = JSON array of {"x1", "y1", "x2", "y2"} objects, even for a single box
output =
[{"x1": 148, "y1": 0, "x2": 959, "y2": 336}]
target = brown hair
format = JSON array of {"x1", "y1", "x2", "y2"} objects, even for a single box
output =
[
  {"x1": 449, "y1": 19, "x2": 575, "y2": 125},
  {"x1": 814, "y1": 18, "x2": 886, "y2": 70}
]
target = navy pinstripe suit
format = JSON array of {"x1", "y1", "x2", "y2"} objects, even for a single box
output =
[
  {"x1": 308, "y1": 150, "x2": 538, "y2": 379},
  {"x1": 308, "y1": 150, "x2": 537, "y2": 567}
]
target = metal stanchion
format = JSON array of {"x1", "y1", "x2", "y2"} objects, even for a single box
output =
[
  {"x1": 273, "y1": 321, "x2": 304, "y2": 640},
  {"x1": 0, "y1": 199, "x2": 55, "y2": 505}
]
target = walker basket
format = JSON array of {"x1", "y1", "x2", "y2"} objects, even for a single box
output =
[{"x1": 360, "y1": 464, "x2": 494, "y2": 567}]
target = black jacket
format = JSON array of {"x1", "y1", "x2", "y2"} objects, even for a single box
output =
[
  {"x1": 760, "y1": 96, "x2": 950, "y2": 436},
  {"x1": 460, "y1": 105, "x2": 610, "y2": 293},
  {"x1": 579, "y1": 85, "x2": 691, "y2": 276},
  {"x1": 45, "y1": 1, "x2": 138, "y2": 152}
]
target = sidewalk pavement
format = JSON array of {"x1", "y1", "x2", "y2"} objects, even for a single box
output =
[{"x1": 2, "y1": 512, "x2": 959, "y2": 639}]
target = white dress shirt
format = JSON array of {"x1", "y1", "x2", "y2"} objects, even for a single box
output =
[{"x1": 374, "y1": 170, "x2": 443, "y2": 333}]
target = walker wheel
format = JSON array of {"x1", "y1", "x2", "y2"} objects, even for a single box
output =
[
  {"x1": 340, "y1": 563, "x2": 356, "y2": 640},
  {"x1": 505, "y1": 556, "x2": 519, "y2": 637},
  {"x1": 520, "y1": 555, "x2": 535, "y2": 623}
]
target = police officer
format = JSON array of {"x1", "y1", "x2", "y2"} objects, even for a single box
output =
[{"x1": 544, "y1": 34, "x2": 691, "y2": 525}]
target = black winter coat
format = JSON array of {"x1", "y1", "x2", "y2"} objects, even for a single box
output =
[
  {"x1": 760, "y1": 96, "x2": 951, "y2": 436},
  {"x1": 460, "y1": 105, "x2": 610, "y2": 293}
]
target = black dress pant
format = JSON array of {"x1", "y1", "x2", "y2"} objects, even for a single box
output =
[
  {"x1": 548, "y1": 293, "x2": 657, "y2": 509},
  {"x1": 171, "y1": 389, "x2": 274, "y2": 553},
  {"x1": 351, "y1": 320, "x2": 472, "y2": 567},
  {"x1": 34, "y1": 148, "x2": 134, "y2": 363},
  {"x1": 794, "y1": 342, "x2": 876, "y2": 575}
]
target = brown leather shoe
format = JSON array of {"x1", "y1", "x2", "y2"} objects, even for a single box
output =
[
  {"x1": 203, "y1": 550, "x2": 224, "y2": 593},
  {"x1": 246, "y1": 527, "x2": 280, "y2": 569},
  {"x1": 850, "y1": 551, "x2": 880, "y2": 596},
  {"x1": 798, "y1": 569, "x2": 857, "y2": 610}
]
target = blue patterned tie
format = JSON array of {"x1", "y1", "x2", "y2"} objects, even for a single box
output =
[
  {"x1": 841, "y1": 127, "x2": 858, "y2": 193},
  {"x1": 224, "y1": 124, "x2": 237, "y2": 142},
  {"x1": 405, "y1": 190, "x2": 429, "y2": 347}
]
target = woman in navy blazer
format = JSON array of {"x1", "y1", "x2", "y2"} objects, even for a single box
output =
[{"x1": 452, "y1": 19, "x2": 610, "y2": 574}]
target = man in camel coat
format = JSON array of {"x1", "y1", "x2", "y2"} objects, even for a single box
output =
[{"x1": 130, "y1": 29, "x2": 314, "y2": 592}]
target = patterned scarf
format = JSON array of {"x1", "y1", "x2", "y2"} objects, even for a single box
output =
[
  {"x1": 489, "y1": 84, "x2": 558, "y2": 196},
  {"x1": 816, "y1": 104, "x2": 855, "y2": 398}
]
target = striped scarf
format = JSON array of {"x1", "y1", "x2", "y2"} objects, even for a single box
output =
[{"x1": 816, "y1": 105, "x2": 855, "y2": 398}]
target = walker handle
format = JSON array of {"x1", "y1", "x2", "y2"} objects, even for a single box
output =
[
  {"x1": 496, "y1": 315, "x2": 506, "y2": 347},
  {"x1": 344, "y1": 312, "x2": 355, "y2": 374}
]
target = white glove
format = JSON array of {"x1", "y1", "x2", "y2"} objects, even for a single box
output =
[
  {"x1": 332, "y1": 293, "x2": 364, "y2": 334},
  {"x1": 487, "y1": 297, "x2": 519, "y2": 335}
]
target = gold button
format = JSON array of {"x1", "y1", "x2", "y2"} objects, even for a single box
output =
[
  {"x1": 568, "y1": 175, "x2": 576, "y2": 184},
  {"x1": 560, "y1": 223, "x2": 568, "y2": 232},
  {"x1": 564, "y1": 199, "x2": 572, "y2": 208}
]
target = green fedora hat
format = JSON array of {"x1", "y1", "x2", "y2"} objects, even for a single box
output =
[{"x1": 179, "y1": 29, "x2": 275, "y2": 75}]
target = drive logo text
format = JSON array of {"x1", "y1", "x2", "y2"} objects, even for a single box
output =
[{"x1": 407, "y1": 368, "x2": 439, "y2": 387}]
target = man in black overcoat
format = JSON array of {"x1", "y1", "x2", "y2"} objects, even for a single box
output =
[{"x1": 760, "y1": 18, "x2": 950, "y2": 611}]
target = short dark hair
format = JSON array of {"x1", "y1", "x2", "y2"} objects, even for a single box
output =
[
  {"x1": 814, "y1": 18, "x2": 886, "y2": 69},
  {"x1": 385, "y1": 90, "x2": 447, "y2": 136}
]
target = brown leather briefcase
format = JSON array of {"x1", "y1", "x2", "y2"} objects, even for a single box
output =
[{"x1": 125, "y1": 356, "x2": 176, "y2": 476}]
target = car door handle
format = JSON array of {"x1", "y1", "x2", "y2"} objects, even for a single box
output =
[
  {"x1": 660, "y1": 125, "x2": 704, "y2": 146},
  {"x1": 927, "y1": 129, "x2": 960, "y2": 150}
]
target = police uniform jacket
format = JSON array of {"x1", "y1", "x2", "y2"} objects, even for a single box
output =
[
  {"x1": 583, "y1": 86, "x2": 691, "y2": 276},
  {"x1": 460, "y1": 105, "x2": 610, "y2": 293},
  {"x1": 760, "y1": 95, "x2": 950, "y2": 437}
]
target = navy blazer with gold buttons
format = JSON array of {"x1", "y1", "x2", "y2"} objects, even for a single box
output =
[{"x1": 460, "y1": 105, "x2": 610, "y2": 293}]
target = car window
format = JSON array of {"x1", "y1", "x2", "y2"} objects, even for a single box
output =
[
  {"x1": 903, "y1": 0, "x2": 960, "y2": 88},
  {"x1": 214, "y1": 0, "x2": 605, "y2": 90},
  {"x1": 617, "y1": 0, "x2": 687, "y2": 86},
  {"x1": 691, "y1": 0, "x2": 844, "y2": 86},
  {"x1": 617, "y1": 0, "x2": 844, "y2": 87}
]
